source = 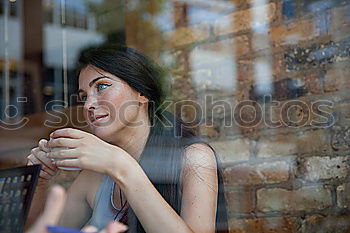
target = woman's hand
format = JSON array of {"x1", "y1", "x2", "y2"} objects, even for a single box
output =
[
  {"x1": 46, "y1": 128, "x2": 129, "y2": 174},
  {"x1": 26, "y1": 185, "x2": 66, "y2": 233},
  {"x1": 26, "y1": 185, "x2": 127, "y2": 233},
  {"x1": 82, "y1": 223, "x2": 128, "y2": 233},
  {"x1": 27, "y1": 139, "x2": 60, "y2": 183}
]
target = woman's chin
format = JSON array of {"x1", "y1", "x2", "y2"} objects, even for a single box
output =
[
  {"x1": 88, "y1": 120, "x2": 125, "y2": 142},
  {"x1": 91, "y1": 127, "x2": 112, "y2": 140}
]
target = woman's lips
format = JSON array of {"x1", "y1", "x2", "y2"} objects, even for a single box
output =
[{"x1": 92, "y1": 114, "x2": 109, "y2": 123}]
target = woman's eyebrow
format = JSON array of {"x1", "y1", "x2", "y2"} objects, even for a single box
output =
[
  {"x1": 77, "y1": 76, "x2": 115, "y2": 93},
  {"x1": 89, "y1": 76, "x2": 114, "y2": 87}
]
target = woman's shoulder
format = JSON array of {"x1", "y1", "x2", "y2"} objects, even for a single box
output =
[
  {"x1": 183, "y1": 143, "x2": 217, "y2": 171},
  {"x1": 76, "y1": 169, "x2": 104, "y2": 183},
  {"x1": 181, "y1": 143, "x2": 218, "y2": 196}
]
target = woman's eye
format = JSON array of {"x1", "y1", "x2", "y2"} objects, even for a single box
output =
[{"x1": 96, "y1": 83, "x2": 111, "y2": 91}]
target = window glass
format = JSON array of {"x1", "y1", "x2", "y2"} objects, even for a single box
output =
[{"x1": 1, "y1": 0, "x2": 350, "y2": 232}]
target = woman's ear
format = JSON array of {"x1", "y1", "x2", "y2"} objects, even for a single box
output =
[{"x1": 138, "y1": 93, "x2": 149, "y2": 104}]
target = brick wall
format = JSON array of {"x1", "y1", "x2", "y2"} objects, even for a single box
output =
[{"x1": 125, "y1": 0, "x2": 350, "y2": 232}]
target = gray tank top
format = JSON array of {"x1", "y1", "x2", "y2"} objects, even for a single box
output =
[{"x1": 87, "y1": 174, "x2": 125, "y2": 230}]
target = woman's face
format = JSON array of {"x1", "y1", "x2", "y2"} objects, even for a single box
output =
[{"x1": 78, "y1": 65, "x2": 147, "y2": 142}]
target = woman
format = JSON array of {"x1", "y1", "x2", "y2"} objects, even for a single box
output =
[{"x1": 27, "y1": 45, "x2": 228, "y2": 233}]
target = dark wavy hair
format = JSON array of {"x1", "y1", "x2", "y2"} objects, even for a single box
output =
[{"x1": 78, "y1": 45, "x2": 228, "y2": 233}]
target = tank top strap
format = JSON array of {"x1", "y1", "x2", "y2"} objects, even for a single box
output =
[
  {"x1": 88, "y1": 174, "x2": 125, "y2": 230},
  {"x1": 89, "y1": 174, "x2": 109, "y2": 221}
]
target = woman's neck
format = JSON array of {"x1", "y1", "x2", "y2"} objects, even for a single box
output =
[{"x1": 111, "y1": 111, "x2": 151, "y2": 161}]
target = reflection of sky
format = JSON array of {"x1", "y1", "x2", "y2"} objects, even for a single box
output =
[
  {"x1": 154, "y1": 1, "x2": 174, "y2": 31},
  {"x1": 154, "y1": 1, "x2": 234, "y2": 31},
  {"x1": 190, "y1": 49, "x2": 236, "y2": 91},
  {"x1": 254, "y1": 59, "x2": 273, "y2": 95},
  {"x1": 251, "y1": 0, "x2": 273, "y2": 95},
  {"x1": 188, "y1": 6, "x2": 224, "y2": 25}
]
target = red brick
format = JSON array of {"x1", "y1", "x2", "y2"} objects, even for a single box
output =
[
  {"x1": 257, "y1": 128, "x2": 332, "y2": 157},
  {"x1": 195, "y1": 35, "x2": 250, "y2": 58},
  {"x1": 279, "y1": 99, "x2": 312, "y2": 128},
  {"x1": 236, "y1": 61, "x2": 254, "y2": 82},
  {"x1": 226, "y1": 189, "x2": 255, "y2": 214},
  {"x1": 296, "y1": 129, "x2": 332, "y2": 155},
  {"x1": 330, "y1": 4, "x2": 350, "y2": 40},
  {"x1": 331, "y1": 126, "x2": 350, "y2": 151},
  {"x1": 198, "y1": 124, "x2": 220, "y2": 139},
  {"x1": 272, "y1": 52, "x2": 287, "y2": 79},
  {"x1": 210, "y1": 139, "x2": 250, "y2": 164},
  {"x1": 229, "y1": 0, "x2": 274, "y2": 9},
  {"x1": 301, "y1": 214, "x2": 350, "y2": 233},
  {"x1": 303, "y1": 156, "x2": 349, "y2": 181},
  {"x1": 332, "y1": 101, "x2": 350, "y2": 126},
  {"x1": 214, "y1": 3, "x2": 277, "y2": 36},
  {"x1": 337, "y1": 182, "x2": 350, "y2": 208},
  {"x1": 257, "y1": 134, "x2": 298, "y2": 158},
  {"x1": 258, "y1": 97, "x2": 334, "y2": 130},
  {"x1": 324, "y1": 67, "x2": 350, "y2": 92},
  {"x1": 170, "y1": 49, "x2": 191, "y2": 75},
  {"x1": 125, "y1": 12, "x2": 163, "y2": 60},
  {"x1": 229, "y1": 217, "x2": 298, "y2": 233},
  {"x1": 233, "y1": 80, "x2": 254, "y2": 101},
  {"x1": 257, "y1": 128, "x2": 332, "y2": 158},
  {"x1": 224, "y1": 160, "x2": 290, "y2": 185},
  {"x1": 257, "y1": 186, "x2": 332, "y2": 212},
  {"x1": 173, "y1": 2, "x2": 188, "y2": 28},
  {"x1": 229, "y1": 0, "x2": 265, "y2": 10},
  {"x1": 163, "y1": 23, "x2": 210, "y2": 48},
  {"x1": 267, "y1": 19, "x2": 320, "y2": 49},
  {"x1": 303, "y1": 73, "x2": 323, "y2": 94}
]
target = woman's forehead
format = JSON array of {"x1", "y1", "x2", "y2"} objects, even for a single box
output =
[
  {"x1": 79, "y1": 66, "x2": 119, "y2": 85},
  {"x1": 79, "y1": 66, "x2": 111, "y2": 80},
  {"x1": 78, "y1": 65, "x2": 128, "y2": 91}
]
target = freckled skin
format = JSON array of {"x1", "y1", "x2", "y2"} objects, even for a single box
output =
[{"x1": 79, "y1": 65, "x2": 142, "y2": 143}]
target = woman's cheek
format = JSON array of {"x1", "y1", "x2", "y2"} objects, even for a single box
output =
[
  {"x1": 106, "y1": 86, "x2": 137, "y2": 111},
  {"x1": 102, "y1": 93, "x2": 125, "y2": 120}
]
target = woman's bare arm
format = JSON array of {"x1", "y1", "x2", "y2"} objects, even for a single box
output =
[
  {"x1": 180, "y1": 143, "x2": 218, "y2": 233},
  {"x1": 108, "y1": 143, "x2": 218, "y2": 233},
  {"x1": 58, "y1": 170, "x2": 102, "y2": 229}
]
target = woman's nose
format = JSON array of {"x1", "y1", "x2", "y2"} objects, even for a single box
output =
[{"x1": 83, "y1": 95, "x2": 98, "y2": 110}]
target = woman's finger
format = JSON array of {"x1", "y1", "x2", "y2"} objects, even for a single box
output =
[
  {"x1": 28, "y1": 154, "x2": 57, "y2": 176},
  {"x1": 81, "y1": 225, "x2": 98, "y2": 232},
  {"x1": 27, "y1": 156, "x2": 34, "y2": 165},
  {"x1": 50, "y1": 128, "x2": 87, "y2": 139},
  {"x1": 100, "y1": 222, "x2": 128, "y2": 233},
  {"x1": 30, "y1": 155, "x2": 57, "y2": 175},
  {"x1": 27, "y1": 156, "x2": 56, "y2": 180},
  {"x1": 31, "y1": 148, "x2": 57, "y2": 171},
  {"x1": 47, "y1": 148, "x2": 79, "y2": 159},
  {"x1": 53, "y1": 158, "x2": 80, "y2": 169},
  {"x1": 38, "y1": 139, "x2": 50, "y2": 153},
  {"x1": 42, "y1": 165, "x2": 57, "y2": 176},
  {"x1": 47, "y1": 137, "x2": 80, "y2": 149},
  {"x1": 39, "y1": 170, "x2": 52, "y2": 180}
]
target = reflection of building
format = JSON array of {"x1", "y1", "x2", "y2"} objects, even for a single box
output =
[
  {"x1": 42, "y1": 0, "x2": 105, "y2": 111},
  {"x1": 0, "y1": 0, "x2": 23, "y2": 119},
  {"x1": 0, "y1": 0, "x2": 106, "y2": 119}
]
